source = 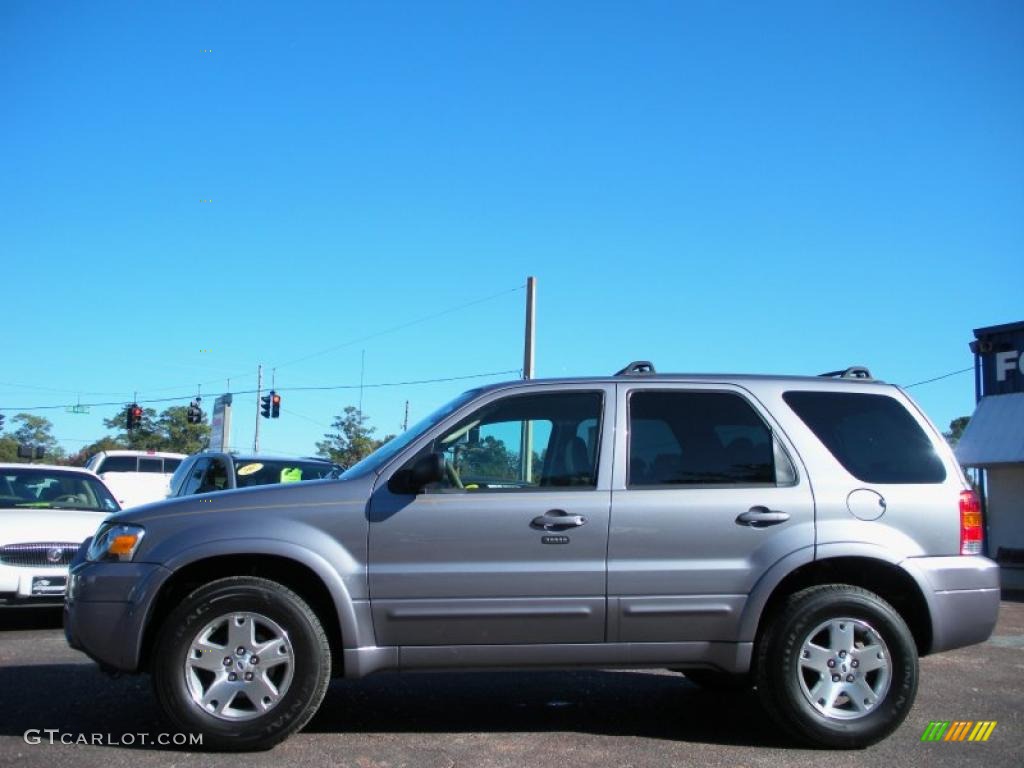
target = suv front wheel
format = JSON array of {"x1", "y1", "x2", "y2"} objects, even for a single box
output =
[
  {"x1": 151, "y1": 576, "x2": 332, "y2": 751},
  {"x1": 755, "y1": 584, "x2": 918, "y2": 748}
]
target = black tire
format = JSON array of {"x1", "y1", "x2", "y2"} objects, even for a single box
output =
[
  {"x1": 678, "y1": 669, "x2": 751, "y2": 691},
  {"x1": 151, "y1": 576, "x2": 331, "y2": 751},
  {"x1": 755, "y1": 584, "x2": 918, "y2": 749}
]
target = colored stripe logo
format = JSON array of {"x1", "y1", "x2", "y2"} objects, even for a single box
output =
[{"x1": 921, "y1": 721, "x2": 997, "y2": 742}]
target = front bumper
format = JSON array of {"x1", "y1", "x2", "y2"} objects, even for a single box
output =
[
  {"x1": 0, "y1": 563, "x2": 71, "y2": 605},
  {"x1": 903, "y1": 555, "x2": 1001, "y2": 655},
  {"x1": 64, "y1": 554, "x2": 172, "y2": 672}
]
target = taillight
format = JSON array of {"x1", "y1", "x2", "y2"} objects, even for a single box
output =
[{"x1": 960, "y1": 490, "x2": 983, "y2": 555}]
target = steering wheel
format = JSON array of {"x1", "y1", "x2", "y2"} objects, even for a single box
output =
[
  {"x1": 444, "y1": 459, "x2": 464, "y2": 490},
  {"x1": 52, "y1": 494, "x2": 81, "y2": 503}
]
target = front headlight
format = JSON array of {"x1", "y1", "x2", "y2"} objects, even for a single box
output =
[{"x1": 86, "y1": 523, "x2": 146, "y2": 562}]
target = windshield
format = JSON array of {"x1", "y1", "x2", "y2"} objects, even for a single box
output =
[
  {"x1": 341, "y1": 389, "x2": 482, "y2": 478},
  {"x1": 233, "y1": 460, "x2": 338, "y2": 488},
  {"x1": 0, "y1": 468, "x2": 121, "y2": 512}
]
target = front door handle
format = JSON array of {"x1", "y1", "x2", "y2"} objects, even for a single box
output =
[
  {"x1": 531, "y1": 509, "x2": 587, "y2": 530},
  {"x1": 736, "y1": 506, "x2": 790, "y2": 527}
]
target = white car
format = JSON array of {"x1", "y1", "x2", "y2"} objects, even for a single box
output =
[
  {"x1": 0, "y1": 463, "x2": 120, "y2": 606},
  {"x1": 85, "y1": 450, "x2": 185, "y2": 508}
]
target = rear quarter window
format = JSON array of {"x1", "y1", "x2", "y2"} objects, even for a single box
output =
[{"x1": 783, "y1": 391, "x2": 946, "y2": 484}]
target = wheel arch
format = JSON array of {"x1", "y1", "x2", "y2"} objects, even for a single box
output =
[
  {"x1": 138, "y1": 544, "x2": 361, "y2": 676},
  {"x1": 741, "y1": 548, "x2": 933, "y2": 657}
]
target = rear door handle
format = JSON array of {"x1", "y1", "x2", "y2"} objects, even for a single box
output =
[
  {"x1": 531, "y1": 509, "x2": 587, "y2": 530},
  {"x1": 736, "y1": 506, "x2": 790, "y2": 527}
]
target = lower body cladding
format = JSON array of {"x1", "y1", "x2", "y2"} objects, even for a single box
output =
[{"x1": 344, "y1": 641, "x2": 753, "y2": 678}]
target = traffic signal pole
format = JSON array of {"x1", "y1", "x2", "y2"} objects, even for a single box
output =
[{"x1": 254, "y1": 364, "x2": 262, "y2": 454}]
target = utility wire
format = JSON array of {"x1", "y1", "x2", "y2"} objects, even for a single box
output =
[
  {"x1": 0, "y1": 369, "x2": 520, "y2": 412},
  {"x1": 19, "y1": 285, "x2": 527, "y2": 400},
  {"x1": 270, "y1": 284, "x2": 525, "y2": 370},
  {"x1": 903, "y1": 366, "x2": 974, "y2": 389}
]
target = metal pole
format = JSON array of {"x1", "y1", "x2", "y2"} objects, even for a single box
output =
[
  {"x1": 521, "y1": 277, "x2": 536, "y2": 483},
  {"x1": 403, "y1": 400, "x2": 409, "y2": 432},
  {"x1": 523, "y1": 276, "x2": 536, "y2": 380},
  {"x1": 254, "y1": 364, "x2": 262, "y2": 454}
]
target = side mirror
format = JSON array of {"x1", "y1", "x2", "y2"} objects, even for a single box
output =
[{"x1": 389, "y1": 452, "x2": 445, "y2": 494}]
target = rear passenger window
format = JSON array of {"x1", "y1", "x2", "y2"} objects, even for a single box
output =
[
  {"x1": 139, "y1": 458, "x2": 163, "y2": 473},
  {"x1": 783, "y1": 391, "x2": 946, "y2": 484},
  {"x1": 97, "y1": 456, "x2": 137, "y2": 473},
  {"x1": 628, "y1": 391, "x2": 778, "y2": 487}
]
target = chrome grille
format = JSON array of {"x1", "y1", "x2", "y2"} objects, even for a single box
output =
[{"x1": 0, "y1": 543, "x2": 80, "y2": 567}]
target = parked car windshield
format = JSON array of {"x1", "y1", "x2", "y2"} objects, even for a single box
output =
[
  {"x1": 341, "y1": 388, "x2": 483, "y2": 478},
  {"x1": 0, "y1": 468, "x2": 120, "y2": 512},
  {"x1": 232, "y1": 460, "x2": 338, "y2": 488}
]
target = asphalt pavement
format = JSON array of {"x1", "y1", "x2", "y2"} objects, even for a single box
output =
[{"x1": 0, "y1": 600, "x2": 1021, "y2": 768}]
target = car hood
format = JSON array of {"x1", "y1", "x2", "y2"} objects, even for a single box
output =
[
  {"x1": 0, "y1": 509, "x2": 112, "y2": 545},
  {"x1": 107, "y1": 475, "x2": 371, "y2": 527}
]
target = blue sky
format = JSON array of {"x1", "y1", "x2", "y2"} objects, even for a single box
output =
[{"x1": 2, "y1": 0, "x2": 1022, "y2": 456}]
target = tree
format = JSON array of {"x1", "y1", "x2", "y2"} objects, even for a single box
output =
[
  {"x1": 104, "y1": 406, "x2": 162, "y2": 450},
  {"x1": 944, "y1": 416, "x2": 971, "y2": 448},
  {"x1": 155, "y1": 405, "x2": 211, "y2": 455},
  {"x1": 65, "y1": 436, "x2": 128, "y2": 467},
  {"x1": 316, "y1": 407, "x2": 395, "y2": 470},
  {"x1": 102, "y1": 405, "x2": 210, "y2": 454},
  {"x1": 0, "y1": 435, "x2": 20, "y2": 463},
  {"x1": 455, "y1": 435, "x2": 518, "y2": 480},
  {"x1": 0, "y1": 413, "x2": 66, "y2": 463}
]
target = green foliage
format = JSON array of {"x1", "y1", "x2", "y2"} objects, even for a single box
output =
[
  {"x1": 65, "y1": 436, "x2": 128, "y2": 467},
  {"x1": 0, "y1": 435, "x2": 20, "y2": 463},
  {"x1": 316, "y1": 406, "x2": 395, "y2": 470},
  {"x1": 455, "y1": 435, "x2": 518, "y2": 480},
  {"x1": 0, "y1": 413, "x2": 66, "y2": 463},
  {"x1": 102, "y1": 405, "x2": 210, "y2": 455},
  {"x1": 944, "y1": 415, "x2": 971, "y2": 447}
]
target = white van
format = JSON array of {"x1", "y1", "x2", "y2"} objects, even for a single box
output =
[{"x1": 84, "y1": 450, "x2": 186, "y2": 508}]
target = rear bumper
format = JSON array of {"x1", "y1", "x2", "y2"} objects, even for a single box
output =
[
  {"x1": 902, "y1": 555, "x2": 1001, "y2": 655},
  {"x1": 64, "y1": 555, "x2": 172, "y2": 672}
]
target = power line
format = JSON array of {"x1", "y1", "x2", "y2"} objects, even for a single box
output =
[
  {"x1": 1, "y1": 286, "x2": 526, "y2": 401},
  {"x1": 270, "y1": 284, "x2": 525, "y2": 370},
  {"x1": 0, "y1": 369, "x2": 520, "y2": 412},
  {"x1": 903, "y1": 366, "x2": 974, "y2": 389}
]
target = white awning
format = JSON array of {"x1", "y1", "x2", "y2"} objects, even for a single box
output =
[{"x1": 956, "y1": 393, "x2": 1024, "y2": 467}]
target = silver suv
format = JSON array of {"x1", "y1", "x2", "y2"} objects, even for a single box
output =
[{"x1": 64, "y1": 363, "x2": 1000, "y2": 750}]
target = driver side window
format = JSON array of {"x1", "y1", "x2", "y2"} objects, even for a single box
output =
[{"x1": 424, "y1": 391, "x2": 603, "y2": 492}]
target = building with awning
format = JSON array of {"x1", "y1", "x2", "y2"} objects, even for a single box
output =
[{"x1": 957, "y1": 321, "x2": 1024, "y2": 590}]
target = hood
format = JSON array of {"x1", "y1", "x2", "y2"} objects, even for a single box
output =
[
  {"x1": 0, "y1": 508, "x2": 111, "y2": 545},
  {"x1": 109, "y1": 475, "x2": 368, "y2": 526}
]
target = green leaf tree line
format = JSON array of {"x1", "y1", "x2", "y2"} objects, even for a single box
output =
[{"x1": 316, "y1": 406, "x2": 395, "y2": 470}]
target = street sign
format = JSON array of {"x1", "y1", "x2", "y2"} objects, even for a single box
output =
[{"x1": 65, "y1": 405, "x2": 90, "y2": 414}]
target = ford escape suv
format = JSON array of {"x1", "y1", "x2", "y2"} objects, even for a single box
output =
[{"x1": 64, "y1": 363, "x2": 1000, "y2": 750}]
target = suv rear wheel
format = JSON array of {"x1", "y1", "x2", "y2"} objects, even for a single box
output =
[
  {"x1": 151, "y1": 576, "x2": 331, "y2": 751},
  {"x1": 755, "y1": 584, "x2": 918, "y2": 748}
]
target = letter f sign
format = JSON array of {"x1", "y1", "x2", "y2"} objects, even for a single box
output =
[{"x1": 995, "y1": 350, "x2": 1021, "y2": 382}]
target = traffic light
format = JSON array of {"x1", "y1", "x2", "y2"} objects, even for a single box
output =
[
  {"x1": 187, "y1": 400, "x2": 203, "y2": 424},
  {"x1": 271, "y1": 391, "x2": 281, "y2": 418},
  {"x1": 126, "y1": 403, "x2": 143, "y2": 431},
  {"x1": 0, "y1": 413, "x2": 4, "y2": 431},
  {"x1": 260, "y1": 393, "x2": 272, "y2": 419}
]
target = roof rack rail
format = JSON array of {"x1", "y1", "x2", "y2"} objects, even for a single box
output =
[
  {"x1": 818, "y1": 366, "x2": 874, "y2": 381},
  {"x1": 615, "y1": 360, "x2": 656, "y2": 376}
]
